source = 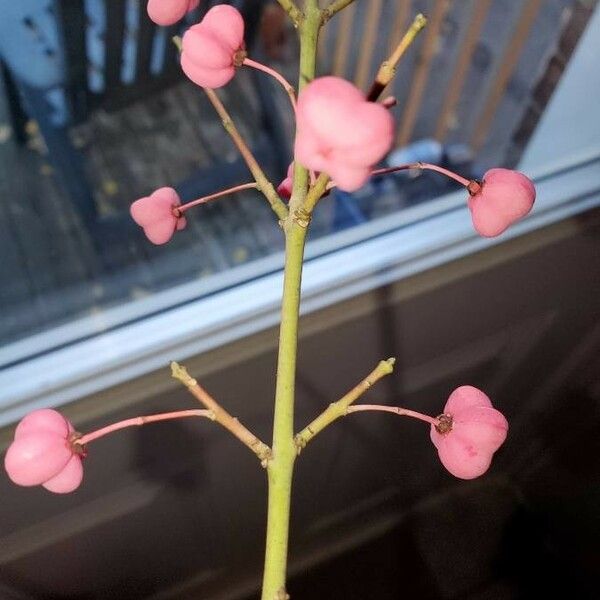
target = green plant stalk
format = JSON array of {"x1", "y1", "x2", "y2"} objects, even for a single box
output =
[
  {"x1": 260, "y1": 4, "x2": 321, "y2": 599},
  {"x1": 261, "y1": 223, "x2": 307, "y2": 600},
  {"x1": 290, "y1": 1, "x2": 321, "y2": 215}
]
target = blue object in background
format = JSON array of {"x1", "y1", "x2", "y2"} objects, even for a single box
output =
[
  {"x1": 0, "y1": 0, "x2": 64, "y2": 89},
  {"x1": 387, "y1": 138, "x2": 444, "y2": 173}
]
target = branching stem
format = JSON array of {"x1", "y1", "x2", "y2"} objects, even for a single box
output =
[
  {"x1": 172, "y1": 36, "x2": 288, "y2": 222},
  {"x1": 294, "y1": 358, "x2": 396, "y2": 451},
  {"x1": 302, "y1": 13, "x2": 427, "y2": 215},
  {"x1": 171, "y1": 362, "x2": 272, "y2": 463},
  {"x1": 202, "y1": 88, "x2": 288, "y2": 221}
]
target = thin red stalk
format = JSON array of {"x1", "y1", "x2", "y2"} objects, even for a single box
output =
[
  {"x1": 77, "y1": 409, "x2": 213, "y2": 445},
  {"x1": 324, "y1": 163, "x2": 473, "y2": 192},
  {"x1": 373, "y1": 163, "x2": 472, "y2": 187},
  {"x1": 243, "y1": 58, "x2": 297, "y2": 113},
  {"x1": 176, "y1": 182, "x2": 258, "y2": 214},
  {"x1": 347, "y1": 404, "x2": 440, "y2": 427}
]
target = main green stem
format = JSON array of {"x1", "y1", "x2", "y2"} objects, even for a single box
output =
[
  {"x1": 261, "y1": 223, "x2": 307, "y2": 600},
  {"x1": 260, "y1": 4, "x2": 321, "y2": 599}
]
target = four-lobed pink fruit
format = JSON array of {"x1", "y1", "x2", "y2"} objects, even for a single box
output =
[
  {"x1": 295, "y1": 77, "x2": 394, "y2": 192},
  {"x1": 468, "y1": 168, "x2": 536, "y2": 237},
  {"x1": 147, "y1": 0, "x2": 200, "y2": 26},
  {"x1": 5, "y1": 409, "x2": 84, "y2": 494},
  {"x1": 130, "y1": 187, "x2": 187, "y2": 245},
  {"x1": 181, "y1": 4, "x2": 245, "y2": 89},
  {"x1": 430, "y1": 386, "x2": 508, "y2": 479}
]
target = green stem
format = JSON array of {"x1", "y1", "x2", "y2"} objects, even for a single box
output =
[
  {"x1": 260, "y1": 4, "x2": 321, "y2": 598},
  {"x1": 290, "y1": 1, "x2": 321, "y2": 215},
  {"x1": 261, "y1": 223, "x2": 307, "y2": 600}
]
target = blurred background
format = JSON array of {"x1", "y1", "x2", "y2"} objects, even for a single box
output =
[{"x1": 0, "y1": 1, "x2": 598, "y2": 598}]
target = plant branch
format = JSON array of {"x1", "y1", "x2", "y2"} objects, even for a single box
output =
[
  {"x1": 276, "y1": 0, "x2": 302, "y2": 25},
  {"x1": 171, "y1": 362, "x2": 272, "y2": 463},
  {"x1": 368, "y1": 13, "x2": 427, "y2": 100},
  {"x1": 260, "y1": 4, "x2": 321, "y2": 597},
  {"x1": 202, "y1": 88, "x2": 288, "y2": 221},
  {"x1": 76, "y1": 409, "x2": 214, "y2": 445},
  {"x1": 302, "y1": 172, "x2": 330, "y2": 214},
  {"x1": 294, "y1": 358, "x2": 396, "y2": 451},
  {"x1": 322, "y1": 0, "x2": 357, "y2": 24}
]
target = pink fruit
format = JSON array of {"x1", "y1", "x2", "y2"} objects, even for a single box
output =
[
  {"x1": 295, "y1": 77, "x2": 394, "y2": 192},
  {"x1": 130, "y1": 187, "x2": 186, "y2": 245},
  {"x1": 4, "y1": 409, "x2": 84, "y2": 493},
  {"x1": 468, "y1": 168, "x2": 536, "y2": 237},
  {"x1": 43, "y1": 455, "x2": 84, "y2": 494},
  {"x1": 430, "y1": 386, "x2": 508, "y2": 479},
  {"x1": 15, "y1": 408, "x2": 70, "y2": 439},
  {"x1": 181, "y1": 4, "x2": 245, "y2": 88},
  {"x1": 147, "y1": 0, "x2": 200, "y2": 26}
]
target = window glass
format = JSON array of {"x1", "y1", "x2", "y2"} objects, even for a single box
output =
[{"x1": 0, "y1": 0, "x2": 594, "y2": 355}]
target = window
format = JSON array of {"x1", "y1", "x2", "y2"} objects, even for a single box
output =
[{"x1": 0, "y1": 0, "x2": 598, "y2": 424}]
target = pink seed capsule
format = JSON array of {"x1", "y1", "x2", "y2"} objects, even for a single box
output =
[
  {"x1": 430, "y1": 386, "x2": 508, "y2": 479},
  {"x1": 15, "y1": 408, "x2": 70, "y2": 439},
  {"x1": 468, "y1": 168, "x2": 536, "y2": 237},
  {"x1": 294, "y1": 76, "x2": 394, "y2": 192},
  {"x1": 130, "y1": 187, "x2": 187, "y2": 245},
  {"x1": 42, "y1": 455, "x2": 84, "y2": 494},
  {"x1": 5, "y1": 432, "x2": 73, "y2": 487},
  {"x1": 147, "y1": 0, "x2": 200, "y2": 26},
  {"x1": 181, "y1": 4, "x2": 245, "y2": 89},
  {"x1": 4, "y1": 409, "x2": 84, "y2": 494}
]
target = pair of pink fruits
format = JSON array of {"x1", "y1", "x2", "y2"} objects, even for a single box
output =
[{"x1": 5, "y1": 386, "x2": 508, "y2": 493}]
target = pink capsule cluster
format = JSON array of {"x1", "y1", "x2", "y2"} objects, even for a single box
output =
[
  {"x1": 132, "y1": 4, "x2": 537, "y2": 243},
  {"x1": 4, "y1": 409, "x2": 84, "y2": 494}
]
